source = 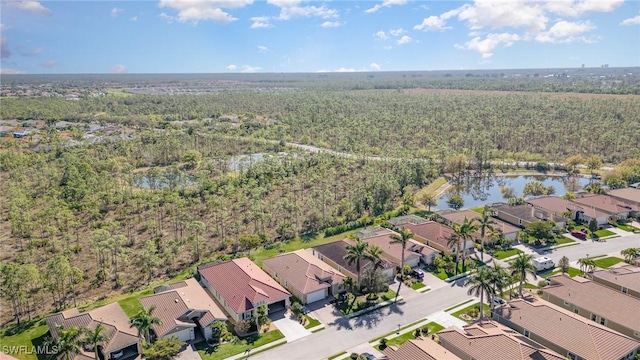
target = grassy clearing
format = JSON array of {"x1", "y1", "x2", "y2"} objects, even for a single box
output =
[
  {"x1": 411, "y1": 282, "x2": 426, "y2": 290},
  {"x1": 196, "y1": 330, "x2": 284, "y2": 360},
  {"x1": 492, "y1": 248, "x2": 523, "y2": 260},
  {"x1": 593, "y1": 257, "x2": 624, "y2": 269},
  {"x1": 304, "y1": 315, "x2": 321, "y2": 329},
  {"x1": 445, "y1": 299, "x2": 474, "y2": 312},
  {"x1": 594, "y1": 229, "x2": 616, "y2": 237}
]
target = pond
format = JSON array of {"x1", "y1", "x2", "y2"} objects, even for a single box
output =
[
  {"x1": 133, "y1": 171, "x2": 197, "y2": 189},
  {"x1": 436, "y1": 175, "x2": 592, "y2": 210},
  {"x1": 227, "y1": 152, "x2": 288, "y2": 171}
]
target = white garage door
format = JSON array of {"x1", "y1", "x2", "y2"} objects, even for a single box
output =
[
  {"x1": 405, "y1": 258, "x2": 420, "y2": 268},
  {"x1": 169, "y1": 328, "x2": 194, "y2": 342},
  {"x1": 306, "y1": 289, "x2": 326, "y2": 304}
]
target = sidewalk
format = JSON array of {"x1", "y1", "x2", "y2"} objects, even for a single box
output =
[{"x1": 224, "y1": 338, "x2": 287, "y2": 360}]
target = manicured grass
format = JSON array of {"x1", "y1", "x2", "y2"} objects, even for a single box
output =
[
  {"x1": 328, "y1": 351, "x2": 347, "y2": 360},
  {"x1": 451, "y1": 302, "x2": 491, "y2": 323},
  {"x1": 0, "y1": 319, "x2": 49, "y2": 360},
  {"x1": 615, "y1": 223, "x2": 640, "y2": 232},
  {"x1": 304, "y1": 315, "x2": 321, "y2": 329},
  {"x1": 417, "y1": 177, "x2": 447, "y2": 198},
  {"x1": 594, "y1": 229, "x2": 616, "y2": 237},
  {"x1": 430, "y1": 259, "x2": 485, "y2": 280},
  {"x1": 411, "y1": 282, "x2": 426, "y2": 290},
  {"x1": 196, "y1": 330, "x2": 284, "y2": 360},
  {"x1": 336, "y1": 289, "x2": 397, "y2": 315},
  {"x1": 593, "y1": 257, "x2": 624, "y2": 269},
  {"x1": 546, "y1": 267, "x2": 583, "y2": 278},
  {"x1": 554, "y1": 236, "x2": 576, "y2": 245},
  {"x1": 492, "y1": 248, "x2": 523, "y2": 260},
  {"x1": 371, "y1": 320, "x2": 443, "y2": 345},
  {"x1": 445, "y1": 299, "x2": 474, "y2": 312},
  {"x1": 523, "y1": 283, "x2": 539, "y2": 289},
  {"x1": 470, "y1": 207, "x2": 486, "y2": 214}
]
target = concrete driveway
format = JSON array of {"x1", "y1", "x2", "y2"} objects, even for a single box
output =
[
  {"x1": 271, "y1": 310, "x2": 312, "y2": 342},
  {"x1": 176, "y1": 344, "x2": 201, "y2": 360}
]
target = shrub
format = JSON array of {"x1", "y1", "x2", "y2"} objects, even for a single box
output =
[
  {"x1": 379, "y1": 338, "x2": 388, "y2": 347},
  {"x1": 421, "y1": 325, "x2": 430, "y2": 336},
  {"x1": 291, "y1": 302, "x2": 303, "y2": 315},
  {"x1": 414, "y1": 328, "x2": 422, "y2": 338}
]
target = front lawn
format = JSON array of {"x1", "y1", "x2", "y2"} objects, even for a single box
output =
[
  {"x1": 411, "y1": 282, "x2": 426, "y2": 290},
  {"x1": 593, "y1": 257, "x2": 624, "y2": 269},
  {"x1": 615, "y1": 223, "x2": 640, "y2": 232},
  {"x1": 492, "y1": 248, "x2": 523, "y2": 260},
  {"x1": 451, "y1": 303, "x2": 491, "y2": 323},
  {"x1": 336, "y1": 289, "x2": 397, "y2": 315},
  {"x1": 523, "y1": 283, "x2": 539, "y2": 289},
  {"x1": 594, "y1": 229, "x2": 616, "y2": 237},
  {"x1": 374, "y1": 322, "x2": 444, "y2": 350},
  {"x1": 196, "y1": 330, "x2": 284, "y2": 360},
  {"x1": 545, "y1": 267, "x2": 583, "y2": 278},
  {"x1": 554, "y1": 236, "x2": 576, "y2": 245},
  {"x1": 303, "y1": 315, "x2": 321, "y2": 329},
  {"x1": 430, "y1": 259, "x2": 485, "y2": 280}
]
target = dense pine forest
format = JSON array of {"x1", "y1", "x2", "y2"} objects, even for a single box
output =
[{"x1": 1, "y1": 69, "x2": 640, "y2": 325}]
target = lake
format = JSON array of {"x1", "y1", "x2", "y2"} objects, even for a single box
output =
[{"x1": 436, "y1": 175, "x2": 592, "y2": 210}]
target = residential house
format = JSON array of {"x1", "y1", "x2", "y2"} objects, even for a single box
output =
[
  {"x1": 527, "y1": 196, "x2": 610, "y2": 226},
  {"x1": 139, "y1": 278, "x2": 227, "y2": 342},
  {"x1": 46, "y1": 303, "x2": 139, "y2": 360},
  {"x1": 608, "y1": 187, "x2": 640, "y2": 208},
  {"x1": 383, "y1": 337, "x2": 461, "y2": 360},
  {"x1": 437, "y1": 321, "x2": 565, "y2": 360},
  {"x1": 198, "y1": 258, "x2": 291, "y2": 323},
  {"x1": 571, "y1": 193, "x2": 638, "y2": 221},
  {"x1": 396, "y1": 220, "x2": 473, "y2": 253},
  {"x1": 262, "y1": 249, "x2": 345, "y2": 305},
  {"x1": 592, "y1": 264, "x2": 640, "y2": 299},
  {"x1": 406, "y1": 241, "x2": 439, "y2": 265},
  {"x1": 439, "y1": 209, "x2": 521, "y2": 241},
  {"x1": 493, "y1": 298, "x2": 640, "y2": 360},
  {"x1": 491, "y1": 203, "x2": 566, "y2": 229},
  {"x1": 311, "y1": 239, "x2": 395, "y2": 286},
  {"x1": 542, "y1": 274, "x2": 640, "y2": 339},
  {"x1": 356, "y1": 227, "x2": 422, "y2": 268}
]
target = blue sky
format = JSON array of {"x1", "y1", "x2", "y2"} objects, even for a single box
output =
[{"x1": 1, "y1": 0, "x2": 639, "y2": 74}]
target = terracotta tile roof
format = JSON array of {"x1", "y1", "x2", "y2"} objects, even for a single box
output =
[
  {"x1": 398, "y1": 221, "x2": 459, "y2": 250},
  {"x1": 571, "y1": 193, "x2": 639, "y2": 214},
  {"x1": 262, "y1": 250, "x2": 345, "y2": 296},
  {"x1": 543, "y1": 274, "x2": 640, "y2": 332},
  {"x1": 493, "y1": 298, "x2": 640, "y2": 360},
  {"x1": 527, "y1": 196, "x2": 608, "y2": 219},
  {"x1": 359, "y1": 228, "x2": 421, "y2": 266},
  {"x1": 608, "y1": 187, "x2": 640, "y2": 204},
  {"x1": 407, "y1": 240, "x2": 438, "y2": 257},
  {"x1": 437, "y1": 321, "x2": 565, "y2": 360},
  {"x1": 592, "y1": 264, "x2": 640, "y2": 296},
  {"x1": 492, "y1": 203, "x2": 566, "y2": 225},
  {"x1": 46, "y1": 303, "x2": 139, "y2": 359},
  {"x1": 312, "y1": 239, "x2": 395, "y2": 277},
  {"x1": 382, "y1": 337, "x2": 461, "y2": 360},
  {"x1": 198, "y1": 258, "x2": 291, "y2": 314}
]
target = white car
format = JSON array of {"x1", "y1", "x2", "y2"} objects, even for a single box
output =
[{"x1": 493, "y1": 298, "x2": 506, "y2": 306}]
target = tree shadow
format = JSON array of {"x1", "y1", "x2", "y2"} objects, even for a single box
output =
[{"x1": 352, "y1": 308, "x2": 383, "y2": 329}]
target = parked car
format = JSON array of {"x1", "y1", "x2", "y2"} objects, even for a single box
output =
[
  {"x1": 533, "y1": 256, "x2": 555, "y2": 272},
  {"x1": 493, "y1": 297, "x2": 506, "y2": 306},
  {"x1": 411, "y1": 269, "x2": 425, "y2": 279},
  {"x1": 570, "y1": 230, "x2": 587, "y2": 239}
]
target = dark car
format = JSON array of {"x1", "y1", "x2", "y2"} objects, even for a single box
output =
[
  {"x1": 571, "y1": 230, "x2": 587, "y2": 239},
  {"x1": 412, "y1": 269, "x2": 425, "y2": 278}
]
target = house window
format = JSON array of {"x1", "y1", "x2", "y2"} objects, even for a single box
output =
[
  {"x1": 567, "y1": 352, "x2": 577, "y2": 360},
  {"x1": 599, "y1": 318, "x2": 606, "y2": 326},
  {"x1": 622, "y1": 287, "x2": 628, "y2": 294},
  {"x1": 591, "y1": 314, "x2": 597, "y2": 322},
  {"x1": 634, "y1": 331, "x2": 640, "y2": 338},
  {"x1": 524, "y1": 330, "x2": 530, "y2": 338},
  {"x1": 564, "y1": 300, "x2": 570, "y2": 306},
  {"x1": 573, "y1": 306, "x2": 579, "y2": 314}
]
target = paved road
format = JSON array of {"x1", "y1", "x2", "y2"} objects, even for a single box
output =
[{"x1": 249, "y1": 283, "x2": 470, "y2": 360}]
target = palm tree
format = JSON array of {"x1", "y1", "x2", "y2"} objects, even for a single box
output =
[
  {"x1": 478, "y1": 208, "x2": 496, "y2": 262},
  {"x1": 453, "y1": 217, "x2": 480, "y2": 272},
  {"x1": 465, "y1": 267, "x2": 494, "y2": 319},
  {"x1": 366, "y1": 244, "x2": 385, "y2": 269},
  {"x1": 509, "y1": 253, "x2": 537, "y2": 298},
  {"x1": 82, "y1": 324, "x2": 108, "y2": 360},
  {"x1": 487, "y1": 263, "x2": 509, "y2": 307},
  {"x1": 621, "y1": 248, "x2": 638, "y2": 264},
  {"x1": 342, "y1": 276, "x2": 355, "y2": 300},
  {"x1": 577, "y1": 257, "x2": 595, "y2": 275},
  {"x1": 391, "y1": 228, "x2": 413, "y2": 303},
  {"x1": 446, "y1": 234, "x2": 462, "y2": 274},
  {"x1": 130, "y1": 306, "x2": 162, "y2": 344},
  {"x1": 344, "y1": 238, "x2": 369, "y2": 289},
  {"x1": 47, "y1": 325, "x2": 82, "y2": 360}
]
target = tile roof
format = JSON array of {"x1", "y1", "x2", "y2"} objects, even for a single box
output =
[
  {"x1": 262, "y1": 249, "x2": 345, "y2": 295},
  {"x1": 359, "y1": 228, "x2": 421, "y2": 266},
  {"x1": 312, "y1": 239, "x2": 395, "y2": 277},
  {"x1": 592, "y1": 264, "x2": 640, "y2": 296},
  {"x1": 608, "y1": 187, "x2": 640, "y2": 204},
  {"x1": 407, "y1": 240, "x2": 438, "y2": 257},
  {"x1": 198, "y1": 258, "x2": 291, "y2": 315},
  {"x1": 382, "y1": 337, "x2": 461, "y2": 360},
  {"x1": 493, "y1": 298, "x2": 640, "y2": 360},
  {"x1": 492, "y1": 203, "x2": 565, "y2": 225},
  {"x1": 398, "y1": 221, "x2": 459, "y2": 250},
  {"x1": 437, "y1": 321, "x2": 565, "y2": 360},
  {"x1": 571, "y1": 193, "x2": 639, "y2": 214},
  {"x1": 543, "y1": 274, "x2": 640, "y2": 332},
  {"x1": 46, "y1": 303, "x2": 139, "y2": 359},
  {"x1": 527, "y1": 196, "x2": 608, "y2": 219}
]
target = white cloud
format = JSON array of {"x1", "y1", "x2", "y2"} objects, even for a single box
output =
[
  {"x1": 111, "y1": 7, "x2": 125, "y2": 17},
  {"x1": 0, "y1": 68, "x2": 27, "y2": 74},
  {"x1": 316, "y1": 67, "x2": 357, "y2": 73},
  {"x1": 370, "y1": 62, "x2": 381, "y2": 71},
  {"x1": 240, "y1": 65, "x2": 261, "y2": 73},
  {"x1": 257, "y1": 45, "x2": 270, "y2": 53},
  {"x1": 535, "y1": 20, "x2": 595, "y2": 43},
  {"x1": 621, "y1": 15, "x2": 640, "y2": 25},
  {"x1": 365, "y1": 0, "x2": 407, "y2": 13},
  {"x1": 456, "y1": 32, "x2": 520, "y2": 58},
  {"x1": 5, "y1": 1, "x2": 51, "y2": 16},
  {"x1": 374, "y1": 31, "x2": 389, "y2": 40},
  {"x1": 158, "y1": 0, "x2": 253, "y2": 24},
  {"x1": 250, "y1": 16, "x2": 273, "y2": 28},
  {"x1": 1, "y1": 38, "x2": 11, "y2": 58},
  {"x1": 159, "y1": 13, "x2": 175, "y2": 23},
  {"x1": 414, "y1": 15, "x2": 450, "y2": 31},
  {"x1": 41, "y1": 59, "x2": 57, "y2": 68},
  {"x1": 110, "y1": 64, "x2": 128, "y2": 74},
  {"x1": 226, "y1": 64, "x2": 237, "y2": 71},
  {"x1": 457, "y1": 1, "x2": 548, "y2": 32},
  {"x1": 397, "y1": 35, "x2": 412, "y2": 45},
  {"x1": 276, "y1": 5, "x2": 338, "y2": 20},
  {"x1": 19, "y1": 47, "x2": 44, "y2": 56},
  {"x1": 389, "y1": 28, "x2": 405, "y2": 36},
  {"x1": 321, "y1": 21, "x2": 341, "y2": 28},
  {"x1": 131, "y1": 16, "x2": 138, "y2": 21}
]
